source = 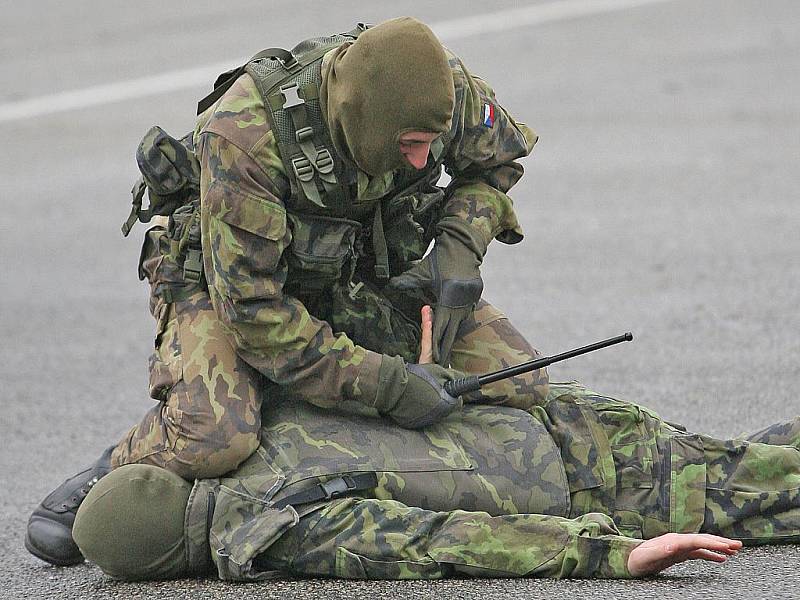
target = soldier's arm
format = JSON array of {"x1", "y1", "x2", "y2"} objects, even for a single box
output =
[
  {"x1": 195, "y1": 78, "x2": 383, "y2": 410},
  {"x1": 439, "y1": 52, "x2": 536, "y2": 249},
  {"x1": 269, "y1": 497, "x2": 644, "y2": 579},
  {"x1": 277, "y1": 497, "x2": 740, "y2": 579}
]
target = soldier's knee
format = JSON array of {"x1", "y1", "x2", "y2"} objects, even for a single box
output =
[
  {"x1": 474, "y1": 369, "x2": 549, "y2": 410},
  {"x1": 164, "y1": 406, "x2": 261, "y2": 479},
  {"x1": 166, "y1": 428, "x2": 260, "y2": 480}
]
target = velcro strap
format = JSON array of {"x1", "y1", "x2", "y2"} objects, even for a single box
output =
[
  {"x1": 122, "y1": 178, "x2": 148, "y2": 237},
  {"x1": 271, "y1": 472, "x2": 378, "y2": 510},
  {"x1": 372, "y1": 203, "x2": 390, "y2": 280}
]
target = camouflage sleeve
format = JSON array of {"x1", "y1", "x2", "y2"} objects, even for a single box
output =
[
  {"x1": 196, "y1": 77, "x2": 381, "y2": 408},
  {"x1": 538, "y1": 512, "x2": 642, "y2": 578},
  {"x1": 275, "y1": 497, "x2": 642, "y2": 579},
  {"x1": 441, "y1": 52, "x2": 537, "y2": 246}
]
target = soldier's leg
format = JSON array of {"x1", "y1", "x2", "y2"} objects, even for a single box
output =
[
  {"x1": 27, "y1": 225, "x2": 262, "y2": 566},
  {"x1": 546, "y1": 382, "x2": 800, "y2": 544},
  {"x1": 111, "y1": 290, "x2": 262, "y2": 480},
  {"x1": 448, "y1": 299, "x2": 549, "y2": 409},
  {"x1": 700, "y1": 430, "x2": 800, "y2": 544},
  {"x1": 259, "y1": 497, "x2": 633, "y2": 580}
]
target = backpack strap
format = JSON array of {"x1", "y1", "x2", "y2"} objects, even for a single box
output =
[{"x1": 197, "y1": 48, "x2": 297, "y2": 115}]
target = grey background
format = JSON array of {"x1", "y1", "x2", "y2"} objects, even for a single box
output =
[{"x1": 2, "y1": 0, "x2": 799, "y2": 598}]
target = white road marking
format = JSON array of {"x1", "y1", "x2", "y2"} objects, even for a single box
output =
[
  {"x1": 432, "y1": 0, "x2": 676, "y2": 40},
  {"x1": 0, "y1": 0, "x2": 676, "y2": 123}
]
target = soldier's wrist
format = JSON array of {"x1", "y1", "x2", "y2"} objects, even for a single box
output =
[
  {"x1": 602, "y1": 537, "x2": 644, "y2": 579},
  {"x1": 349, "y1": 349, "x2": 387, "y2": 406},
  {"x1": 371, "y1": 354, "x2": 408, "y2": 413}
]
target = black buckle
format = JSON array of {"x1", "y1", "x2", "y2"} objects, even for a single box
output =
[
  {"x1": 183, "y1": 249, "x2": 203, "y2": 284},
  {"x1": 295, "y1": 126, "x2": 314, "y2": 143},
  {"x1": 321, "y1": 475, "x2": 356, "y2": 500},
  {"x1": 291, "y1": 156, "x2": 314, "y2": 182},
  {"x1": 316, "y1": 148, "x2": 334, "y2": 174}
]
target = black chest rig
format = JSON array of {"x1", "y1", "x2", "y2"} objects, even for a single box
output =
[
  {"x1": 199, "y1": 25, "x2": 453, "y2": 294},
  {"x1": 125, "y1": 26, "x2": 456, "y2": 361}
]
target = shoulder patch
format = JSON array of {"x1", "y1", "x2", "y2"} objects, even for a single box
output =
[{"x1": 482, "y1": 102, "x2": 495, "y2": 128}]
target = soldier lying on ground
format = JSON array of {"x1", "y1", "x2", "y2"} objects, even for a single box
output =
[
  {"x1": 27, "y1": 16, "x2": 553, "y2": 566},
  {"x1": 68, "y1": 310, "x2": 800, "y2": 582}
]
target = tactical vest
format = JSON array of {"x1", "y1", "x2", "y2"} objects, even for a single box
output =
[
  {"x1": 183, "y1": 401, "x2": 571, "y2": 581},
  {"x1": 124, "y1": 25, "x2": 456, "y2": 357},
  {"x1": 232, "y1": 24, "x2": 452, "y2": 291}
]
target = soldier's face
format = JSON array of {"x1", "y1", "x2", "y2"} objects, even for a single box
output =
[{"x1": 398, "y1": 131, "x2": 440, "y2": 170}]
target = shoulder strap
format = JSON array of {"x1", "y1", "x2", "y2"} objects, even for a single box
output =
[
  {"x1": 197, "y1": 24, "x2": 370, "y2": 116},
  {"x1": 197, "y1": 48, "x2": 296, "y2": 115},
  {"x1": 247, "y1": 28, "x2": 368, "y2": 211},
  {"x1": 197, "y1": 25, "x2": 369, "y2": 211}
]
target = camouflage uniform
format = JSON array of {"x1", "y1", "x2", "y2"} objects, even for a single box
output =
[
  {"x1": 157, "y1": 382, "x2": 800, "y2": 582},
  {"x1": 110, "y1": 39, "x2": 548, "y2": 479}
]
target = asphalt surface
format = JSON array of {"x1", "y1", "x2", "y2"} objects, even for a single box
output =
[{"x1": 2, "y1": 1, "x2": 799, "y2": 598}]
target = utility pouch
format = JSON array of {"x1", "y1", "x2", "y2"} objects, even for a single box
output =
[
  {"x1": 283, "y1": 213, "x2": 361, "y2": 293},
  {"x1": 122, "y1": 126, "x2": 201, "y2": 236},
  {"x1": 137, "y1": 202, "x2": 205, "y2": 310},
  {"x1": 383, "y1": 183, "x2": 445, "y2": 271},
  {"x1": 326, "y1": 280, "x2": 422, "y2": 363}
]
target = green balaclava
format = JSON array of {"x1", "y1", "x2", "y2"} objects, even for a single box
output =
[
  {"x1": 72, "y1": 464, "x2": 192, "y2": 580},
  {"x1": 320, "y1": 16, "x2": 455, "y2": 176}
]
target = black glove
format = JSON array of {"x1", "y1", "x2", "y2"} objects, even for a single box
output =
[
  {"x1": 373, "y1": 355, "x2": 463, "y2": 429},
  {"x1": 387, "y1": 218, "x2": 485, "y2": 366}
]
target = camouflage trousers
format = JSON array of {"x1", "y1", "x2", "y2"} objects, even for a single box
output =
[
  {"x1": 253, "y1": 385, "x2": 800, "y2": 579},
  {"x1": 110, "y1": 283, "x2": 548, "y2": 479}
]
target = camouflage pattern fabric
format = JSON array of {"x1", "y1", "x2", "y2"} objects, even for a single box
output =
[
  {"x1": 110, "y1": 244, "x2": 261, "y2": 479},
  {"x1": 109, "y1": 292, "x2": 547, "y2": 478},
  {"x1": 260, "y1": 498, "x2": 634, "y2": 579},
  {"x1": 123, "y1": 127, "x2": 201, "y2": 236},
  {"x1": 112, "y1": 27, "x2": 546, "y2": 480},
  {"x1": 259, "y1": 400, "x2": 570, "y2": 518},
  {"x1": 540, "y1": 383, "x2": 707, "y2": 540},
  {"x1": 193, "y1": 41, "x2": 538, "y2": 410},
  {"x1": 702, "y1": 422, "x2": 800, "y2": 544},
  {"x1": 136, "y1": 126, "x2": 200, "y2": 202},
  {"x1": 110, "y1": 219, "x2": 547, "y2": 478},
  {"x1": 193, "y1": 401, "x2": 640, "y2": 581},
  {"x1": 187, "y1": 384, "x2": 800, "y2": 582}
]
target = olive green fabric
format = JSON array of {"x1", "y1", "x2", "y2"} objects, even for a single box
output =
[
  {"x1": 373, "y1": 355, "x2": 463, "y2": 428},
  {"x1": 191, "y1": 40, "x2": 534, "y2": 414},
  {"x1": 320, "y1": 17, "x2": 455, "y2": 175},
  {"x1": 73, "y1": 465, "x2": 192, "y2": 580}
]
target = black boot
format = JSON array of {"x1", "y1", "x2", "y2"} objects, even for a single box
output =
[{"x1": 25, "y1": 446, "x2": 114, "y2": 566}]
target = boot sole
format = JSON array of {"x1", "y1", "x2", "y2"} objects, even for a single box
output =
[{"x1": 24, "y1": 531, "x2": 84, "y2": 567}]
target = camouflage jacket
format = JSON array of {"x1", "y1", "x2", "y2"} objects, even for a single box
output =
[
  {"x1": 175, "y1": 383, "x2": 710, "y2": 581},
  {"x1": 192, "y1": 43, "x2": 536, "y2": 409}
]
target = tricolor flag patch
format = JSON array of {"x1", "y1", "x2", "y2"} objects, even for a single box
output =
[{"x1": 482, "y1": 102, "x2": 495, "y2": 127}]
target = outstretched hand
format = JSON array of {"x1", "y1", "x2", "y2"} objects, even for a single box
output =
[
  {"x1": 418, "y1": 305, "x2": 433, "y2": 364},
  {"x1": 627, "y1": 533, "x2": 742, "y2": 577}
]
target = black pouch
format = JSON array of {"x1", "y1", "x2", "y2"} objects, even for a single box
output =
[
  {"x1": 284, "y1": 213, "x2": 361, "y2": 293},
  {"x1": 383, "y1": 184, "x2": 444, "y2": 271},
  {"x1": 122, "y1": 126, "x2": 201, "y2": 236}
]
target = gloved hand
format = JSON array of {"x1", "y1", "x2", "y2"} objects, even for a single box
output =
[
  {"x1": 387, "y1": 218, "x2": 486, "y2": 366},
  {"x1": 373, "y1": 354, "x2": 463, "y2": 429}
]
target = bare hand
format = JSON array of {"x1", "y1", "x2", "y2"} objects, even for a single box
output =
[
  {"x1": 627, "y1": 533, "x2": 742, "y2": 577},
  {"x1": 418, "y1": 305, "x2": 433, "y2": 364}
]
